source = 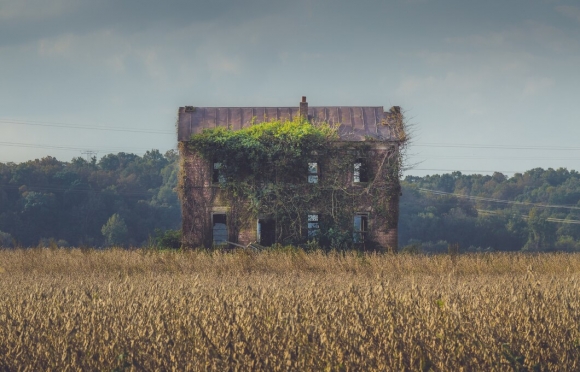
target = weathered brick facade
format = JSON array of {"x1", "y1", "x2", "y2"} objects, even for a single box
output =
[{"x1": 178, "y1": 98, "x2": 403, "y2": 252}]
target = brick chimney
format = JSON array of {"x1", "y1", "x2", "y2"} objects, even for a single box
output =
[{"x1": 299, "y1": 96, "x2": 308, "y2": 120}]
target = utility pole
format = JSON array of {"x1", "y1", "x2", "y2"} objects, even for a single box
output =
[{"x1": 81, "y1": 150, "x2": 98, "y2": 162}]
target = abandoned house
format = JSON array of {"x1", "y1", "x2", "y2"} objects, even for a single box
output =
[{"x1": 177, "y1": 97, "x2": 405, "y2": 252}]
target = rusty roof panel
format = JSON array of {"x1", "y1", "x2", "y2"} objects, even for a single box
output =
[
  {"x1": 352, "y1": 107, "x2": 365, "y2": 137},
  {"x1": 265, "y1": 107, "x2": 277, "y2": 122},
  {"x1": 217, "y1": 108, "x2": 229, "y2": 129},
  {"x1": 201, "y1": 108, "x2": 213, "y2": 131},
  {"x1": 177, "y1": 105, "x2": 399, "y2": 142},
  {"x1": 310, "y1": 107, "x2": 326, "y2": 123},
  {"x1": 230, "y1": 108, "x2": 241, "y2": 131},
  {"x1": 324, "y1": 107, "x2": 340, "y2": 126},
  {"x1": 242, "y1": 108, "x2": 254, "y2": 128}
]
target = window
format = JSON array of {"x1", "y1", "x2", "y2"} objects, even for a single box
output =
[
  {"x1": 308, "y1": 162, "x2": 319, "y2": 183},
  {"x1": 212, "y1": 214, "x2": 227, "y2": 245},
  {"x1": 212, "y1": 162, "x2": 225, "y2": 184},
  {"x1": 307, "y1": 214, "x2": 319, "y2": 238},
  {"x1": 353, "y1": 158, "x2": 369, "y2": 183},
  {"x1": 353, "y1": 214, "x2": 368, "y2": 243}
]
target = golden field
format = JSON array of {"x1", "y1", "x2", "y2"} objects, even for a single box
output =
[{"x1": 0, "y1": 249, "x2": 579, "y2": 371}]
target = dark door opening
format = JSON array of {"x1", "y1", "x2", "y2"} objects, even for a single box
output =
[{"x1": 257, "y1": 219, "x2": 276, "y2": 246}]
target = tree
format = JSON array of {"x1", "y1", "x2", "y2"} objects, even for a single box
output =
[
  {"x1": 523, "y1": 208, "x2": 556, "y2": 251},
  {"x1": 0, "y1": 230, "x2": 12, "y2": 248},
  {"x1": 101, "y1": 214, "x2": 128, "y2": 247}
]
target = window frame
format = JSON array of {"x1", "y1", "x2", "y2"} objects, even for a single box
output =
[
  {"x1": 353, "y1": 158, "x2": 369, "y2": 183},
  {"x1": 307, "y1": 162, "x2": 319, "y2": 183},
  {"x1": 212, "y1": 162, "x2": 225, "y2": 184},
  {"x1": 307, "y1": 213, "x2": 320, "y2": 238}
]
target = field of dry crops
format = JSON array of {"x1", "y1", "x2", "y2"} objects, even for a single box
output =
[{"x1": 1, "y1": 249, "x2": 579, "y2": 371}]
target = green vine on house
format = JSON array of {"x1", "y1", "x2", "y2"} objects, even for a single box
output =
[{"x1": 185, "y1": 117, "x2": 403, "y2": 249}]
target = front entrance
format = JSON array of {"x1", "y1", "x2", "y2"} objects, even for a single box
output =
[{"x1": 257, "y1": 219, "x2": 276, "y2": 246}]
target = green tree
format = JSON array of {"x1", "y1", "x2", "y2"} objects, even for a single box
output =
[
  {"x1": 101, "y1": 213, "x2": 128, "y2": 247},
  {"x1": 523, "y1": 208, "x2": 556, "y2": 251}
]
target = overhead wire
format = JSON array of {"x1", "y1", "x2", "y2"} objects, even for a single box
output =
[
  {"x1": 0, "y1": 183, "x2": 155, "y2": 197},
  {"x1": 409, "y1": 168, "x2": 521, "y2": 173},
  {"x1": 0, "y1": 118, "x2": 174, "y2": 134},
  {"x1": 1, "y1": 119, "x2": 578, "y2": 171},
  {"x1": 412, "y1": 155, "x2": 580, "y2": 160},
  {"x1": 414, "y1": 143, "x2": 580, "y2": 151},
  {"x1": 417, "y1": 188, "x2": 580, "y2": 211},
  {"x1": 1, "y1": 118, "x2": 578, "y2": 150},
  {"x1": 477, "y1": 209, "x2": 580, "y2": 225},
  {"x1": 0, "y1": 141, "x2": 169, "y2": 153}
]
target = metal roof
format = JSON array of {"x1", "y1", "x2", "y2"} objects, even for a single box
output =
[{"x1": 177, "y1": 105, "x2": 402, "y2": 142}]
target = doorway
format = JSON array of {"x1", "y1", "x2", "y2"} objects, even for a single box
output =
[{"x1": 257, "y1": 219, "x2": 276, "y2": 246}]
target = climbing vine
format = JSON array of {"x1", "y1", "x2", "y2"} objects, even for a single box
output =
[{"x1": 185, "y1": 117, "x2": 404, "y2": 250}]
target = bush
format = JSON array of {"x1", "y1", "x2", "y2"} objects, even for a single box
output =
[
  {"x1": 154, "y1": 229, "x2": 181, "y2": 249},
  {"x1": 400, "y1": 243, "x2": 421, "y2": 254},
  {"x1": 0, "y1": 231, "x2": 13, "y2": 248}
]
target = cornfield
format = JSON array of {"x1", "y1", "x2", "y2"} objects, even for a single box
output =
[{"x1": 1, "y1": 249, "x2": 579, "y2": 371}]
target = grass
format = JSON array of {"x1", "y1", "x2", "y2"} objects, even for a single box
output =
[{"x1": 1, "y1": 249, "x2": 579, "y2": 370}]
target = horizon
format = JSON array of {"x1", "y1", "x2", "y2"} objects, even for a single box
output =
[{"x1": 1, "y1": 148, "x2": 577, "y2": 180}]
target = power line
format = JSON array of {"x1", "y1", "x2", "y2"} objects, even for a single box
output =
[
  {"x1": 0, "y1": 141, "x2": 168, "y2": 153},
  {"x1": 408, "y1": 168, "x2": 522, "y2": 173},
  {"x1": 0, "y1": 119, "x2": 578, "y2": 149},
  {"x1": 477, "y1": 209, "x2": 580, "y2": 225},
  {"x1": 413, "y1": 155, "x2": 580, "y2": 160},
  {"x1": 0, "y1": 118, "x2": 174, "y2": 134},
  {"x1": 414, "y1": 143, "x2": 580, "y2": 151},
  {"x1": 417, "y1": 188, "x2": 580, "y2": 211},
  {"x1": 0, "y1": 183, "x2": 154, "y2": 197}
]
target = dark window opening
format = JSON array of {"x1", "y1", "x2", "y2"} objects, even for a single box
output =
[
  {"x1": 212, "y1": 214, "x2": 227, "y2": 245},
  {"x1": 257, "y1": 219, "x2": 276, "y2": 246},
  {"x1": 308, "y1": 162, "x2": 319, "y2": 183},
  {"x1": 354, "y1": 158, "x2": 369, "y2": 183},
  {"x1": 212, "y1": 162, "x2": 225, "y2": 184},
  {"x1": 353, "y1": 214, "x2": 368, "y2": 243},
  {"x1": 308, "y1": 214, "x2": 320, "y2": 238}
]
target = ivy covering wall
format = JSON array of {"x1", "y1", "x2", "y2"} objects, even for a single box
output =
[{"x1": 183, "y1": 118, "x2": 402, "y2": 249}]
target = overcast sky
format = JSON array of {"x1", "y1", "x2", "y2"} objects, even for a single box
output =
[{"x1": 1, "y1": 0, "x2": 579, "y2": 176}]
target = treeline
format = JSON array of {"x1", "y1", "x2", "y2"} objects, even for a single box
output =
[
  {"x1": 1, "y1": 151, "x2": 580, "y2": 251},
  {"x1": 0, "y1": 150, "x2": 180, "y2": 247},
  {"x1": 400, "y1": 168, "x2": 580, "y2": 252}
]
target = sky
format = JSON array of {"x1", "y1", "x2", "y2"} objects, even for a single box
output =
[{"x1": 1, "y1": 0, "x2": 579, "y2": 177}]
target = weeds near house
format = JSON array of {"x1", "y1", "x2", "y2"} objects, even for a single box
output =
[{"x1": 0, "y1": 249, "x2": 579, "y2": 370}]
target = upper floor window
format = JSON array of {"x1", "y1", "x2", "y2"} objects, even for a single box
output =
[
  {"x1": 353, "y1": 214, "x2": 368, "y2": 243},
  {"x1": 213, "y1": 162, "x2": 225, "y2": 184},
  {"x1": 308, "y1": 162, "x2": 319, "y2": 183},
  {"x1": 307, "y1": 214, "x2": 320, "y2": 238},
  {"x1": 353, "y1": 158, "x2": 369, "y2": 183}
]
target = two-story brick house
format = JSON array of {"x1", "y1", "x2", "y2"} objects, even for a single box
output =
[{"x1": 177, "y1": 97, "x2": 404, "y2": 252}]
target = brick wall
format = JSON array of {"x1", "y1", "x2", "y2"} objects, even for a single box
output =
[{"x1": 179, "y1": 143, "x2": 400, "y2": 251}]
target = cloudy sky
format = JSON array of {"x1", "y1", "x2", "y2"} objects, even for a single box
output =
[{"x1": 1, "y1": 0, "x2": 579, "y2": 176}]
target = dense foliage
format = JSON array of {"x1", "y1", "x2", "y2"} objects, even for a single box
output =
[
  {"x1": 188, "y1": 118, "x2": 338, "y2": 182},
  {"x1": 185, "y1": 118, "x2": 400, "y2": 248},
  {"x1": 400, "y1": 168, "x2": 580, "y2": 252},
  {"x1": 1, "y1": 146, "x2": 580, "y2": 251},
  {"x1": 0, "y1": 150, "x2": 180, "y2": 247}
]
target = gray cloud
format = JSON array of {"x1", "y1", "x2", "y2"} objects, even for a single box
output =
[{"x1": 1, "y1": 0, "x2": 580, "y2": 175}]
